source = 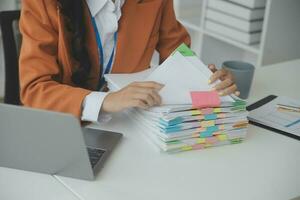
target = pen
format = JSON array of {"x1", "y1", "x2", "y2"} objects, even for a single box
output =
[{"x1": 277, "y1": 104, "x2": 300, "y2": 113}]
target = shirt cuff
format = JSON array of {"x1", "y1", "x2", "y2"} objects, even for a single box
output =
[{"x1": 81, "y1": 92, "x2": 112, "y2": 123}]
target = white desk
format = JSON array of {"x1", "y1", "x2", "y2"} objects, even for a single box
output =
[
  {"x1": 56, "y1": 59, "x2": 300, "y2": 200},
  {"x1": 0, "y1": 167, "x2": 79, "y2": 200},
  {"x1": 249, "y1": 59, "x2": 300, "y2": 104}
]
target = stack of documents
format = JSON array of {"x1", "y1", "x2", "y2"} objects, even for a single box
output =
[
  {"x1": 205, "y1": 0, "x2": 266, "y2": 44},
  {"x1": 105, "y1": 44, "x2": 249, "y2": 153}
]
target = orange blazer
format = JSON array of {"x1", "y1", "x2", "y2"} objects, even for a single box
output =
[{"x1": 19, "y1": 0, "x2": 191, "y2": 118}]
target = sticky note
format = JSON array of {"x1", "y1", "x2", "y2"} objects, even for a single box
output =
[
  {"x1": 206, "y1": 126, "x2": 219, "y2": 132},
  {"x1": 202, "y1": 108, "x2": 213, "y2": 114},
  {"x1": 204, "y1": 114, "x2": 217, "y2": 120},
  {"x1": 168, "y1": 117, "x2": 184, "y2": 126},
  {"x1": 213, "y1": 108, "x2": 222, "y2": 113},
  {"x1": 204, "y1": 143, "x2": 212, "y2": 148},
  {"x1": 196, "y1": 127, "x2": 205, "y2": 132},
  {"x1": 167, "y1": 140, "x2": 180, "y2": 144},
  {"x1": 232, "y1": 105, "x2": 246, "y2": 111},
  {"x1": 200, "y1": 131, "x2": 213, "y2": 138},
  {"x1": 217, "y1": 134, "x2": 228, "y2": 141},
  {"x1": 165, "y1": 126, "x2": 182, "y2": 133},
  {"x1": 206, "y1": 137, "x2": 218, "y2": 144},
  {"x1": 218, "y1": 125, "x2": 225, "y2": 130},
  {"x1": 201, "y1": 120, "x2": 215, "y2": 127},
  {"x1": 231, "y1": 138, "x2": 242, "y2": 144},
  {"x1": 193, "y1": 144, "x2": 205, "y2": 150},
  {"x1": 217, "y1": 113, "x2": 226, "y2": 118},
  {"x1": 194, "y1": 115, "x2": 204, "y2": 120},
  {"x1": 190, "y1": 91, "x2": 221, "y2": 108},
  {"x1": 233, "y1": 100, "x2": 246, "y2": 107},
  {"x1": 233, "y1": 121, "x2": 249, "y2": 128},
  {"x1": 197, "y1": 138, "x2": 206, "y2": 144},
  {"x1": 191, "y1": 110, "x2": 202, "y2": 115},
  {"x1": 181, "y1": 146, "x2": 193, "y2": 151},
  {"x1": 174, "y1": 43, "x2": 196, "y2": 57}
]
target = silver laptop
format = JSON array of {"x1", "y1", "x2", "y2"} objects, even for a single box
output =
[{"x1": 0, "y1": 103, "x2": 122, "y2": 180}]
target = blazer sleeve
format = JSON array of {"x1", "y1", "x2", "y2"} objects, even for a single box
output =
[
  {"x1": 19, "y1": 0, "x2": 91, "y2": 118},
  {"x1": 156, "y1": 0, "x2": 191, "y2": 63}
]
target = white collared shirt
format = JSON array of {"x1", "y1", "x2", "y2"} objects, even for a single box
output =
[{"x1": 81, "y1": 0, "x2": 125, "y2": 122}]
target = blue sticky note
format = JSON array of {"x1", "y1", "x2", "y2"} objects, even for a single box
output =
[
  {"x1": 204, "y1": 114, "x2": 217, "y2": 121},
  {"x1": 164, "y1": 126, "x2": 183, "y2": 133},
  {"x1": 168, "y1": 117, "x2": 184, "y2": 126},
  {"x1": 200, "y1": 131, "x2": 213, "y2": 138},
  {"x1": 206, "y1": 126, "x2": 219, "y2": 132}
]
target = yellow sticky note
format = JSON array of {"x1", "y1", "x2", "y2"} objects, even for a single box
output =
[
  {"x1": 201, "y1": 120, "x2": 215, "y2": 127},
  {"x1": 181, "y1": 146, "x2": 193, "y2": 151},
  {"x1": 197, "y1": 138, "x2": 206, "y2": 144},
  {"x1": 217, "y1": 134, "x2": 228, "y2": 141},
  {"x1": 191, "y1": 110, "x2": 201, "y2": 115},
  {"x1": 219, "y1": 125, "x2": 225, "y2": 130},
  {"x1": 205, "y1": 143, "x2": 212, "y2": 148},
  {"x1": 213, "y1": 108, "x2": 221, "y2": 113}
]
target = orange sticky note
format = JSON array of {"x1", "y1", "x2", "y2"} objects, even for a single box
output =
[
  {"x1": 190, "y1": 91, "x2": 221, "y2": 108},
  {"x1": 200, "y1": 120, "x2": 215, "y2": 127}
]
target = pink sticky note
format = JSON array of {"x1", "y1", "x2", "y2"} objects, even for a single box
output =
[
  {"x1": 190, "y1": 91, "x2": 221, "y2": 108},
  {"x1": 202, "y1": 108, "x2": 213, "y2": 115},
  {"x1": 206, "y1": 137, "x2": 218, "y2": 144},
  {"x1": 193, "y1": 144, "x2": 205, "y2": 150}
]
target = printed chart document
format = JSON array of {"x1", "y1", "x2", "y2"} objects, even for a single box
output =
[{"x1": 249, "y1": 96, "x2": 300, "y2": 137}]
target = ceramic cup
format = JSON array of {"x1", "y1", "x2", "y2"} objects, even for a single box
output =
[{"x1": 222, "y1": 61, "x2": 255, "y2": 99}]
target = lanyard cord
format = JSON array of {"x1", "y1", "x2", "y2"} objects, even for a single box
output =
[{"x1": 91, "y1": 17, "x2": 117, "y2": 90}]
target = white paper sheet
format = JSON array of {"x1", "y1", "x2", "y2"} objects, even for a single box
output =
[
  {"x1": 105, "y1": 51, "x2": 234, "y2": 105},
  {"x1": 146, "y1": 52, "x2": 212, "y2": 104}
]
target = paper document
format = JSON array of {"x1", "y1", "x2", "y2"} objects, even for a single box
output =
[
  {"x1": 145, "y1": 52, "x2": 212, "y2": 104},
  {"x1": 249, "y1": 96, "x2": 300, "y2": 137},
  {"x1": 145, "y1": 51, "x2": 233, "y2": 104},
  {"x1": 105, "y1": 46, "x2": 234, "y2": 105},
  {"x1": 105, "y1": 43, "x2": 248, "y2": 153}
]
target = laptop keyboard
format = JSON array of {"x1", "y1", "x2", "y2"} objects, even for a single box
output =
[{"x1": 87, "y1": 148, "x2": 106, "y2": 168}]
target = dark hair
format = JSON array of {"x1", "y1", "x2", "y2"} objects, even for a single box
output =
[{"x1": 57, "y1": 0, "x2": 91, "y2": 88}]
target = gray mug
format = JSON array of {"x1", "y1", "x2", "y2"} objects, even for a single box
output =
[{"x1": 222, "y1": 61, "x2": 255, "y2": 99}]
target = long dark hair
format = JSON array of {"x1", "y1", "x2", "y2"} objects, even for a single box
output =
[{"x1": 57, "y1": 0, "x2": 91, "y2": 88}]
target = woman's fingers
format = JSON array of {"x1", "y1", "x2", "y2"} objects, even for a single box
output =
[
  {"x1": 208, "y1": 67, "x2": 240, "y2": 96},
  {"x1": 208, "y1": 64, "x2": 217, "y2": 73},
  {"x1": 219, "y1": 84, "x2": 238, "y2": 96},
  {"x1": 213, "y1": 78, "x2": 234, "y2": 91},
  {"x1": 129, "y1": 99, "x2": 149, "y2": 109},
  {"x1": 131, "y1": 81, "x2": 164, "y2": 90},
  {"x1": 102, "y1": 81, "x2": 164, "y2": 113},
  {"x1": 209, "y1": 68, "x2": 227, "y2": 84},
  {"x1": 235, "y1": 91, "x2": 241, "y2": 96},
  {"x1": 133, "y1": 92, "x2": 155, "y2": 107},
  {"x1": 133, "y1": 87, "x2": 162, "y2": 106}
]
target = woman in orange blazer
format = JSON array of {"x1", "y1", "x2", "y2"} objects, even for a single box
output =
[{"x1": 19, "y1": 0, "x2": 239, "y2": 121}]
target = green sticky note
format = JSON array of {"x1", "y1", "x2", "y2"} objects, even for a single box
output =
[
  {"x1": 173, "y1": 43, "x2": 196, "y2": 57},
  {"x1": 233, "y1": 100, "x2": 246, "y2": 107},
  {"x1": 232, "y1": 105, "x2": 246, "y2": 111}
]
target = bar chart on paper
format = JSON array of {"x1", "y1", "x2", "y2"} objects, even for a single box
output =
[{"x1": 249, "y1": 96, "x2": 300, "y2": 137}]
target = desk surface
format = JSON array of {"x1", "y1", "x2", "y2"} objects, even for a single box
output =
[
  {"x1": 56, "y1": 59, "x2": 300, "y2": 200},
  {"x1": 0, "y1": 167, "x2": 78, "y2": 200}
]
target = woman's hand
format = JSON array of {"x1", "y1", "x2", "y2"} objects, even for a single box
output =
[
  {"x1": 102, "y1": 81, "x2": 164, "y2": 113},
  {"x1": 208, "y1": 64, "x2": 240, "y2": 96}
]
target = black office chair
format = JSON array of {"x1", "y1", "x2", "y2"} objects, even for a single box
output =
[{"x1": 0, "y1": 10, "x2": 21, "y2": 105}]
